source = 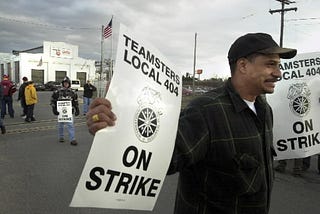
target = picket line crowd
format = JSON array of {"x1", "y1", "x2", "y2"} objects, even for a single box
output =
[{"x1": 0, "y1": 75, "x2": 96, "y2": 147}]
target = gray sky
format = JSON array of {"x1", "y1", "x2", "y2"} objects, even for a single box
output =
[{"x1": 0, "y1": 0, "x2": 319, "y2": 79}]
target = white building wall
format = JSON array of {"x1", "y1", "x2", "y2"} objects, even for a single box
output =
[{"x1": 1, "y1": 41, "x2": 96, "y2": 85}]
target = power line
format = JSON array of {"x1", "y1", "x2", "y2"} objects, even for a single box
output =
[
  {"x1": 0, "y1": 16, "x2": 99, "y2": 31},
  {"x1": 286, "y1": 17, "x2": 320, "y2": 22}
]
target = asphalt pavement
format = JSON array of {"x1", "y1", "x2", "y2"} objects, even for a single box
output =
[{"x1": 0, "y1": 91, "x2": 319, "y2": 214}]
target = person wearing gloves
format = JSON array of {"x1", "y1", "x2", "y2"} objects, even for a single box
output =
[{"x1": 51, "y1": 76, "x2": 79, "y2": 145}]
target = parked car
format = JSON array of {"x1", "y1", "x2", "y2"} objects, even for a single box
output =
[
  {"x1": 194, "y1": 87, "x2": 208, "y2": 94},
  {"x1": 34, "y1": 82, "x2": 46, "y2": 91},
  {"x1": 70, "y1": 79, "x2": 83, "y2": 91},
  {"x1": 182, "y1": 87, "x2": 192, "y2": 96},
  {"x1": 44, "y1": 81, "x2": 61, "y2": 91}
]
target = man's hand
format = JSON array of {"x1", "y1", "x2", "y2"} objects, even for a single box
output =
[
  {"x1": 86, "y1": 98, "x2": 117, "y2": 135},
  {"x1": 51, "y1": 106, "x2": 59, "y2": 115},
  {"x1": 75, "y1": 107, "x2": 80, "y2": 116}
]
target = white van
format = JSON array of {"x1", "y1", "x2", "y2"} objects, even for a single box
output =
[{"x1": 71, "y1": 79, "x2": 83, "y2": 91}]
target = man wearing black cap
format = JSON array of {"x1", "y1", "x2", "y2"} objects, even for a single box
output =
[
  {"x1": 50, "y1": 76, "x2": 80, "y2": 146},
  {"x1": 18, "y1": 76, "x2": 28, "y2": 118},
  {"x1": 84, "y1": 33, "x2": 297, "y2": 214}
]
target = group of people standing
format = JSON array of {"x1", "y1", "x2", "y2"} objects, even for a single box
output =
[
  {"x1": 18, "y1": 76, "x2": 38, "y2": 122},
  {"x1": 0, "y1": 75, "x2": 38, "y2": 122},
  {"x1": 1, "y1": 75, "x2": 96, "y2": 144},
  {"x1": 0, "y1": 75, "x2": 38, "y2": 134}
]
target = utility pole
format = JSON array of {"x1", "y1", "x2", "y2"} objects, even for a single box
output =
[{"x1": 269, "y1": 0, "x2": 297, "y2": 47}]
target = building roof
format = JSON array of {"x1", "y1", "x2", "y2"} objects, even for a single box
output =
[{"x1": 12, "y1": 46, "x2": 43, "y2": 55}]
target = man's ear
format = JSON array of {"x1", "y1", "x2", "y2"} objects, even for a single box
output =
[{"x1": 237, "y1": 58, "x2": 248, "y2": 74}]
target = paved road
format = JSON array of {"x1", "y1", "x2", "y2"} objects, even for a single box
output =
[{"x1": 0, "y1": 91, "x2": 320, "y2": 214}]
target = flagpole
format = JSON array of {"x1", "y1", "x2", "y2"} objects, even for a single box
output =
[
  {"x1": 99, "y1": 25, "x2": 104, "y2": 98},
  {"x1": 110, "y1": 15, "x2": 114, "y2": 81},
  {"x1": 110, "y1": 26, "x2": 113, "y2": 79},
  {"x1": 192, "y1": 32, "x2": 197, "y2": 94},
  {"x1": 105, "y1": 25, "x2": 113, "y2": 98},
  {"x1": 101, "y1": 16, "x2": 113, "y2": 97}
]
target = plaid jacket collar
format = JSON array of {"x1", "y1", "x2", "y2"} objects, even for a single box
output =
[{"x1": 225, "y1": 78, "x2": 266, "y2": 114}]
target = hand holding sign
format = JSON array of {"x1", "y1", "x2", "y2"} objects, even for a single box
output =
[
  {"x1": 86, "y1": 98, "x2": 117, "y2": 135},
  {"x1": 71, "y1": 23, "x2": 181, "y2": 210}
]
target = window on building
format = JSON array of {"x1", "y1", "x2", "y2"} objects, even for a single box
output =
[
  {"x1": 56, "y1": 70, "x2": 67, "y2": 82},
  {"x1": 0, "y1": 64, "x2": 4, "y2": 77},
  {"x1": 76, "y1": 72, "x2": 86, "y2": 86},
  {"x1": 14, "y1": 61, "x2": 20, "y2": 83},
  {"x1": 7, "y1": 62, "x2": 11, "y2": 76},
  {"x1": 31, "y1": 69, "x2": 44, "y2": 83}
]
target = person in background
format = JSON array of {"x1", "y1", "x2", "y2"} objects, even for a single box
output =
[
  {"x1": 300, "y1": 155, "x2": 320, "y2": 174},
  {"x1": 24, "y1": 80, "x2": 38, "y2": 122},
  {"x1": 18, "y1": 76, "x2": 29, "y2": 118},
  {"x1": 83, "y1": 80, "x2": 96, "y2": 115},
  {"x1": 51, "y1": 76, "x2": 79, "y2": 146},
  {"x1": 85, "y1": 33, "x2": 297, "y2": 214},
  {"x1": 1, "y1": 75, "x2": 17, "y2": 119},
  {"x1": 274, "y1": 158, "x2": 307, "y2": 176},
  {"x1": 0, "y1": 84, "x2": 6, "y2": 134}
]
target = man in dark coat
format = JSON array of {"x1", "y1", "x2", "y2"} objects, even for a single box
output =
[{"x1": 18, "y1": 76, "x2": 28, "y2": 117}]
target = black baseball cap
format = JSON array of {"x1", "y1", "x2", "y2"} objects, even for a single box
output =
[{"x1": 228, "y1": 33, "x2": 297, "y2": 64}]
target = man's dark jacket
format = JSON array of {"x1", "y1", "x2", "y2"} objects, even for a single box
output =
[
  {"x1": 168, "y1": 79, "x2": 276, "y2": 214},
  {"x1": 83, "y1": 83, "x2": 96, "y2": 98}
]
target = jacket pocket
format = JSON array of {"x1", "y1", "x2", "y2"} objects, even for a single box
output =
[{"x1": 233, "y1": 153, "x2": 265, "y2": 195}]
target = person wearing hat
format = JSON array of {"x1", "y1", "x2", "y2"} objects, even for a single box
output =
[
  {"x1": 84, "y1": 33, "x2": 297, "y2": 214},
  {"x1": 83, "y1": 80, "x2": 97, "y2": 115},
  {"x1": 50, "y1": 76, "x2": 80, "y2": 146},
  {"x1": 18, "y1": 76, "x2": 29, "y2": 118},
  {"x1": 1, "y1": 74, "x2": 17, "y2": 118}
]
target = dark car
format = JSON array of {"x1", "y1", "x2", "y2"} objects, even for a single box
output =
[
  {"x1": 182, "y1": 87, "x2": 192, "y2": 96},
  {"x1": 34, "y1": 83, "x2": 46, "y2": 91},
  {"x1": 44, "y1": 81, "x2": 61, "y2": 91}
]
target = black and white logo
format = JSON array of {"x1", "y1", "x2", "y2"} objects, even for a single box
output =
[
  {"x1": 62, "y1": 107, "x2": 68, "y2": 114},
  {"x1": 287, "y1": 82, "x2": 311, "y2": 117},
  {"x1": 134, "y1": 87, "x2": 163, "y2": 143}
]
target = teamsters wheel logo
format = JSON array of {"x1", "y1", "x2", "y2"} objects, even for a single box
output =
[
  {"x1": 62, "y1": 107, "x2": 68, "y2": 114},
  {"x1": 134, "y1": 106, "x2": 160, "y2": 143},
  {"x1": 291, "y1": 96, "x2": 310, "y2": 115},
  {"x1": 287, "y1": 82, "x2": 311, "y2": 117},
  {"x1": 134, "y1": 87, "x2": 163, "y2": 143}
]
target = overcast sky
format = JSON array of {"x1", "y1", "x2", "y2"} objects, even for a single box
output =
[{"x1": 0, "y1": 0, "x2": 319, "y2": 79}]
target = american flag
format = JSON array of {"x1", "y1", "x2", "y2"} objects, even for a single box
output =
[{"x1": 103, "y1": 18, "x2": 112, "y2": 39}]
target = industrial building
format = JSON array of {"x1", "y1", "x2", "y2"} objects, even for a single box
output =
[{"x1": 0, "y1": 41, "x2": 96, "y2": 86}]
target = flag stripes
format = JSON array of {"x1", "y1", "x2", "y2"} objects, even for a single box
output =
[{"x1": 103, "y1": 18, "x2": 112, "y2": 39}]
